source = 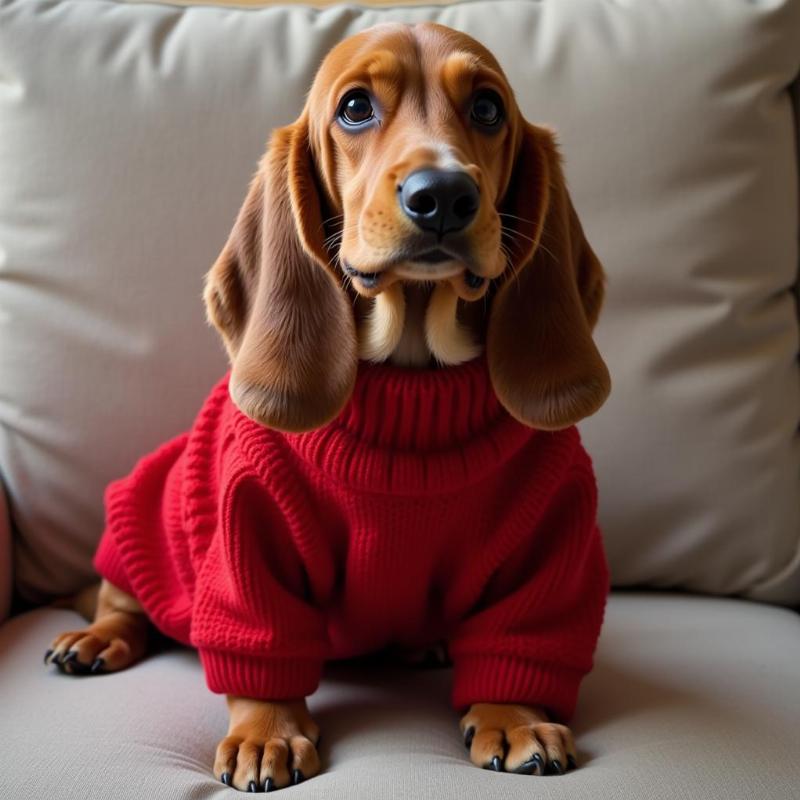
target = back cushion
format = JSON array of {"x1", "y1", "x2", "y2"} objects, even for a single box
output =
[
  {"x1": 0, "y1": 480, "x2": 10, "y2": 622},
  {"x1": 0, "y1": 0, "x2": 798, "y2": 603}
]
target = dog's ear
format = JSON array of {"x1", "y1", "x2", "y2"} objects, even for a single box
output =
[
  {"x1": 487, "y1": 123, "x2": 610, "y2": 430},
  {"x1": 204, "y1": 117, "x2": 357, "y2": 432}
]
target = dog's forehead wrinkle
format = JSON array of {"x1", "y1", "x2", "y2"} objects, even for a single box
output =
[
  {"x1": 409, "y1": 25, "x2": 428, "y2": 112},
  {"x1": 444, "y1": 50, "x2": 481, "y2": 77},
  {"x1": 364, "y1": 50, "x2": 405, "y2": 84}
]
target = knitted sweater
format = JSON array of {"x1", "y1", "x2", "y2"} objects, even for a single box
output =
[{"x1": 93, "y1": 357, "x2": 608, "y2": 720}]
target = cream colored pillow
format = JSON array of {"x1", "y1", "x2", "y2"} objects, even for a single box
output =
[{"x1": 0, "y1": 0, "x2": 798, "y2": 603}]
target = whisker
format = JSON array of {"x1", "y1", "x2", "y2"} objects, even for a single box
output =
[
  {"x1": 319, "y1": 213, "x2": 344, "y2": 233},
  {"x1": 327, "y1": 251, "x2": 343, "y2": 272},
  {"x1": 532, "y1": 229, "x2": 559, "y2": 262},
  {"x1": 500, "y1": 225, "x2": 539, "y2": 246},
  {"x1": 496, "y1": 239, "x2": 524, "y2": 297},
  {"x1": 322, "y1": 222, "x2": 359, "y2": 249},
  {"x1": 498, "y1": 212, "x2": 536, "y2": 226},
  {"x1": 328, "y1": 253, "x2": 360, "y2": 308},
  {"x1": 501, "y1": 224, "x2": 560, "y2": 266}
]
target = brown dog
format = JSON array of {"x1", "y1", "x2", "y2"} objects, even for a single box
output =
[{"x1": 46, "y1": 23, "x2": 610, "y2": 791}]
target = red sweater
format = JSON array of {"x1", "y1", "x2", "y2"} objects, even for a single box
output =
[{"x1": 93, "y1": 357, "x2": 608, "y2": 720}]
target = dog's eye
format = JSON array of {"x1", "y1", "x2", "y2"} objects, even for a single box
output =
[
  {"x1": 470, "y1": 90, "x2": 504, "y2": 129},
  {"x1": 338, "y1": 91, "x2": 375, "y2": 127}
]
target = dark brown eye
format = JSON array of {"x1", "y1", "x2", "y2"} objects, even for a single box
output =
[
  {"x1": 470, "y1": 90, "x2": 504, "y2": 129},
  {"x1": 338, "y1": 91, "x2": 375, "y2": 127}
]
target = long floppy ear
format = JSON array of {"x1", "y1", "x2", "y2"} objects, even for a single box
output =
[
  {"x1": 204, "y1": 117, "x2": 357, "y2": 432},
  {"x1": 487, "y1": 123, "x2": 611, "y2": 430}
]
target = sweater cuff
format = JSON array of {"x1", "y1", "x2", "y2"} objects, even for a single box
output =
[
  {"x1": 200, "y1": 649, "x2": 323, "y2": 700},
  {"x1": 451, "y1": 654, "x2": 584, "y2": 722},
  {"x1": 92, "y1": 531, "x2": 134, "y2": 597}
]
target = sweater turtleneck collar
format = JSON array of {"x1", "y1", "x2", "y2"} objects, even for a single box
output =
[
  {"x1": 236, "y1": 357, "x2": 542, "y2": 495},
  {"x1": 336, "y1": 356, "x2": 505, "y2": 450}
]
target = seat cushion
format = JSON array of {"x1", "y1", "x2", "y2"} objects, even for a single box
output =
[
  {"x1": 1, "y1": 593, "x2": 798, "y2": 799},
  {"x1": 0, "y1": 0, "x2": 798, "y2": 605}
]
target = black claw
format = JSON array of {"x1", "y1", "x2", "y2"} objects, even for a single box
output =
[
  {"x1": 90, "y1": 658, "x2": 105, "y2": 674},
  {"x1": 292, "y1": 769, "x2": 305, "y2": 786},
  {"x1": 264, "y1": 777, "x2": 275, "y2": 793},
  {"x1": 484, "y1": 755, "x2": 503, "y2": 772},
  {"x1": 62, "y1": 653, "x2": 91, "y2": 675},
  {"x1": 247, "y1": 780, "x2": 257, "y2": 792},
  {"x1": 220, "y1": 772, "x2": 232, "y2": 786},
  {"x1": 463, "y1": 726, "x2": 475, "y2": 750},
  {"x1": 44, "y1": 649, "x2": 54, "y2": 665},
  {"x1": 567, "y1": 754, "x2": 578, "y2": 770},
  {"x1": 512, "y1": 753, "x2": 544, "y2": 776},
  {"x1": 549, "y1": 759, "x2": 564, "y2": 775}
]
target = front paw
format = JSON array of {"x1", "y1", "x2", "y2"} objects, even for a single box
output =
[
  {"x1": 215, "y1": 697, "x2": 321, "y2": 791},
  {"x1": 460, "y1": 702, "x2": 577, "y2": 775},
  {"x1": 44, "y1": 612, "x2": 147, "y2": 675}
]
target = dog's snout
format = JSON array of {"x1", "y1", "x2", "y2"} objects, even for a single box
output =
[{"x1": 399, "y1": 169, "x2": 479, "y2": 235}]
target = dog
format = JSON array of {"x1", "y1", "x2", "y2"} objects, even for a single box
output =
[{"x1": 45, "y1": 23, "x2": 611, "y2": 791}]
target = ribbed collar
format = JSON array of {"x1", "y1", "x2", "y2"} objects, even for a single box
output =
[{"x1": 235, "y1": 357, "x2": 538, "y2": 495}]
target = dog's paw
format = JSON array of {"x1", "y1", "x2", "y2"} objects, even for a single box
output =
[
  {"x1": 215, "y1": 698, "x2": 321, "y2": 791},
  {"x1": 460, "y1": 702, "x2": 577, "y2": 775},
  {"x1": 44, "y1": 612, "x2": 147, "y2": 675}
]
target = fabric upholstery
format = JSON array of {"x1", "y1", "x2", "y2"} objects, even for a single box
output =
[
  {"x1": 0, "y1": 478, "x2": 11, "y2": 623},
  {"x1": 0, "y1": 0, "x2": 798, "y2": 603},
  {"x1": 1, "y1": 593, "x2": 798, "y2": 799}
]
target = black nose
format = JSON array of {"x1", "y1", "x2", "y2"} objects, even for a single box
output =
[{"x1": 399, "y1": 169, "x2": 479, "y2": 235}]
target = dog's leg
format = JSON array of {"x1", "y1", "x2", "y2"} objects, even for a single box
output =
[
  {"x1": 214, "y1": 696, "x2": 322, "y2": 791},
  {"x1": 460, "y1": 702, "x2": 578, "y2": 775},
  {"x1": 44, "y1": 579, "x2": 149, "y2": 675}
]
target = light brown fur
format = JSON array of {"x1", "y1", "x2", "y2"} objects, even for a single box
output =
[{"x1": 47, "y1": 23, "x2": 610, "y2": 789}]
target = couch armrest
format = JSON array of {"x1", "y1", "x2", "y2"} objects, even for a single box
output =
[{"x1": 0, "y1": 476, "x2": 12, "y2": 623}]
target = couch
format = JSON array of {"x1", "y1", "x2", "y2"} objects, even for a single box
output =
[{"x1": 0, "y1": 1, "x2": 798, "y2": 798}]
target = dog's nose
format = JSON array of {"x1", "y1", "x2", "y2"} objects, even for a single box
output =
[{"x1": 399, "y1": 169, "x2": 479, "y2": 235}]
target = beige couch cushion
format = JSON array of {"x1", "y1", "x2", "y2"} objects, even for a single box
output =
[
  {"x1": 0, "y1": 482, "x2": 10, "y2": 622},
  {"x1": 0, "y1": 0, "x2": 798, "y2": 602},
  {"x1": 1, "y1": 593, "x2": 798, "y2": 799}
]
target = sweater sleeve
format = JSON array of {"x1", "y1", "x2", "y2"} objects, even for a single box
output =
[
  {"x1": 448, "y1": 460, "x2": 609, "y2": 721},
  {"x1": 191, "y1": 475, "x2": 328, "y2": 701},
  {"x1": 92, "y1": 434, "x2": 194, "y2": 642}
]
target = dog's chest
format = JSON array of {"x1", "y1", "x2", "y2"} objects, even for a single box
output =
[{"x1": 271, "y1": 477, "x2": 535, "y2": 658}]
